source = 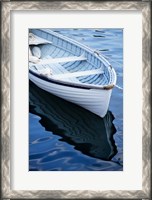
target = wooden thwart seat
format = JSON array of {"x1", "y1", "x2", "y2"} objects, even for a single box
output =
[
  {"x1": 34, "y1": 55, "x2": 87, "y2": 65},
  {"x1": 29, "y1": 62, "x2": 81, "y2": 83},
  {"x1": 52, "y1": 68, "x2": 104, "y2": 79}
]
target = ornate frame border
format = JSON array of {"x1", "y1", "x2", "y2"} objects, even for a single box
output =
[{"x1": 1, "y1": 1, "x2": 151, "y2": 199}]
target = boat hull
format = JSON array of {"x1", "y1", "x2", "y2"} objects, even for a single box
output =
[
  {"x1": 29, "y1": 80, "x2": 117, "y2": 162},
  {"x1": 29, "y1": 72, "x2": 112, "y2": 118}
]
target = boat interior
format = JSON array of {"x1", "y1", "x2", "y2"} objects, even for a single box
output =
[{"x1": 29, "y1": 32, "x2": 110, "y2": 86}]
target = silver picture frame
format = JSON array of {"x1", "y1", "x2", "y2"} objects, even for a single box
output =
[{"x1": 1, "y1": 0, "x2": 151, "y2": 199}]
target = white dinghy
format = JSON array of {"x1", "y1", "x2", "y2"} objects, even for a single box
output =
[{"x1": 29, "y1": 29, "x2": 117, "y2": 118}]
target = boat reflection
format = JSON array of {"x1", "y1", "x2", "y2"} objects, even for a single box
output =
[{"x1": 29, "y1": 81, "x2": 117, "y2": 161}]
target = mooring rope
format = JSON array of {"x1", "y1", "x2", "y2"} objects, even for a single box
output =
[{"x1": 115, "y1": 84, "x2": 123, "y2": 90}]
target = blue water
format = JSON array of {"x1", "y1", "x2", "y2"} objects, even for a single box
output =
[{"x1": 29, "y1": 28, "x2": 123, "y2": 171}]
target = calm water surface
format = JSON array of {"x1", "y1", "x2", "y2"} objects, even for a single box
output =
[{"x1": 29, "y1": 29, "x2": 123, "y2": 171}]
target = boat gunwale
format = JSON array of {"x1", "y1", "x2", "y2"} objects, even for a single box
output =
[{"x1": 29, "y1": 69, "x2": 115, "y2": 90}]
